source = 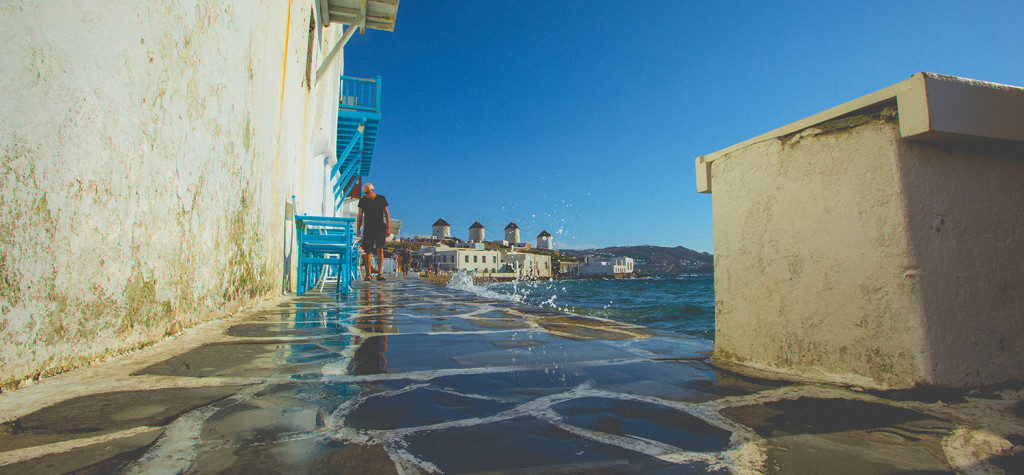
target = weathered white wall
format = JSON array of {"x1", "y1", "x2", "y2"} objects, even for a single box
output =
[
  {"x1": 709, "y1": 107, "x2": 1024, "y2": 389},
  {"x1": 711, "y1": 110, "x2": 927, "y2": 388},
  {"x1": 0, "y1": 0, "x2": 347, "y2": 387}
]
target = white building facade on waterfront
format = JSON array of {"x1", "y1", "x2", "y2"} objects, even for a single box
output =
[
  {"x1": 504, "y1": 252, "x2": 553, "y2": 278},
  {"x1": 435, "y1": 247, "x2": 502, "y2": 273},
  {"x1": 580, "y1": 256, "x2": 634, "y2": 277}
]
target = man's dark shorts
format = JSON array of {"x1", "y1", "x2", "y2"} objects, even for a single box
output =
[{"x1": 361, "y1": 229, "x2": 386, "y2": 253}]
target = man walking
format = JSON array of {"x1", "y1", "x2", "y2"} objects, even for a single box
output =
[{"x1": 356, "y1": 182, "x2": 390, "y2": 281}]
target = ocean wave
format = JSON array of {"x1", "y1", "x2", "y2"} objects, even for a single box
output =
[{"x1": 442, "y1": 272, "x2": 715, "y2": 341}]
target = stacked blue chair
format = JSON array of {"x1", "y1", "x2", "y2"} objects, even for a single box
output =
[{"x1": 295, "y1": 216, "x2": 359, "y2": 295}]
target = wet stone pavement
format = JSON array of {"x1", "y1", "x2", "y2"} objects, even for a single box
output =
[{"x1": 2, "y1": 278, "x2": 1024, "y2": 474}]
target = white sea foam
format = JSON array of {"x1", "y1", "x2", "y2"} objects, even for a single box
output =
[{"x1": 445, "y1": 271, "x2": 525, "y2": 302}]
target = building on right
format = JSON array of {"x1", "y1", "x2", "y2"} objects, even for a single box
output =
[
  {"x1": 696, "y1": 73, "x2": 1024, "y2": 389},
  {"x1": 579, "y1": 256, "x2": 633, "y2": 277}
]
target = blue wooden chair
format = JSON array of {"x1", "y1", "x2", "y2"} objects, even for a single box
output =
[{"x1": 295, "y1": 215, "x2": 359, "y2": 295}]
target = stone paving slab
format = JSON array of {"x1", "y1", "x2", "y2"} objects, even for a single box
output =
[{"x1": 2, "y1": 278, "x2": 1024, "y2": 473}]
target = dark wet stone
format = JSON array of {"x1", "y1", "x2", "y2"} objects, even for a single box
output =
[
  {"x1": 226, "y1": 322, "x2": 348, "y2": 338},
  {"x1": 990, "y1": 438, "x2": 1024, "y2": 473},
  {"x1": 722, "y1": 397, "x2": 953, "y2": 473},
  {"x1": 553, "y1": 397, "x2": 732, "y2": 452},
  {"x1": 581, "y1": 361, "x2": 722, "y2": 401},
  {"x1": 0, "y1": 386, "x2": 242, "y2": 452},
  {"x1": 345, "y1": 387, "x2": 516, "y2": 430},
  {"x1": 0, "y1": 427, "x2": 163, "y2": 474},
  {"x1": 189, "y1": 438, "x2": 398, "y2": 474},
  {"x1": 431, "y1": 368, "x2": 594, "y2": 402},
  {"x1": 133, "y1": 340, "x2": 343, "y2": 378},
  {"x1": 402, "y1": 416, "x2": 698, "y2": 473},
  {"x1": 721, "y1": 397, "x2": 948, "y2": 438}
]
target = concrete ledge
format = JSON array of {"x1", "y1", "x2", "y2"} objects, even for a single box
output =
[{"x1": 696, "y1": 72, "x2": 1024, "y2": 193}]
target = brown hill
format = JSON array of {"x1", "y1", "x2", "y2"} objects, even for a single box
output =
[{"x1": 560, "y1": 245, "x2": 713, "y2": 274}]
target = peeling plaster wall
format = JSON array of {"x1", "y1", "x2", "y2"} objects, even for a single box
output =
[
  {"x1": 0, "y1": 0, "x2": 345, "y2": 387},
  {"x1": 711, "y1": 109, "x2": 929, "y2": 389}
]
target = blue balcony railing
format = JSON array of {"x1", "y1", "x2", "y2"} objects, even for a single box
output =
[{"x1": 339, "y1": 75, "x2": 380, "y2": 113}]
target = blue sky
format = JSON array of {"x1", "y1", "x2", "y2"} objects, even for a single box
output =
[{"x1": 343, "y1": 1, "x2": 1024, "y2": 252}]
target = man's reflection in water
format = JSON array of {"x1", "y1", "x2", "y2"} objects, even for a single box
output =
[{"x1": 349, "y1": 285, "x2": 397, "y2": 375}]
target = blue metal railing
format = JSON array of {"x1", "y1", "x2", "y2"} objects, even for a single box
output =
[{"x1": 339, "y1": 75, "x2": 381, "y2": 113}]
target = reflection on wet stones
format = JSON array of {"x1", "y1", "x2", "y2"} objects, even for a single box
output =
[
  {"x1": 348, "y1": 335, "x2": 390, "y2": 375},
  {"x1": 2, "y1": 386, "x2": 242, "y2": 437}
]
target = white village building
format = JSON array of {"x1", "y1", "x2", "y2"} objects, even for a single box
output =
[
  {"x1": 580, "y1": 256, "x2": 634, "y2": 277},
  {"x1": 426, "y1": 245, "x2": 502, "y2": 274},
  {"x1": 504, "y1": 252, "x2": 553, "y2": 279}
]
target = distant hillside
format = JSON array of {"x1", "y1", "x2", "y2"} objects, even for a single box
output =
[{"x1": 560, "y1": 245, "x2": 713, "y2": 274}]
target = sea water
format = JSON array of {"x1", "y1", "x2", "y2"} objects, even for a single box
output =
[{"x1": 447, "y1": 274, "x2": 715, "y2": 340}]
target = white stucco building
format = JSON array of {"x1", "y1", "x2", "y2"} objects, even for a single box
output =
[
  {"x1": 504, "y1": 252, "x2": 553, "y2": 278},
  {"x1": 580, "y1": 256, "x2": 634, "y2": 277},
  {"x1": 431, "y1": 247, "x2": 502, "y2": 274}
]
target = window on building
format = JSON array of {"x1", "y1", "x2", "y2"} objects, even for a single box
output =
[
  {"x1": 465, "y1": 256, "x2": 469, "y2": 263},
  {"x1": 473, "y1": 256, "x2": 478, "y2": 263}
]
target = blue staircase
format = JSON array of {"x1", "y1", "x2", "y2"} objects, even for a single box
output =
[
  {"x1": 330, "y1": 75, "x2": 382, "y2": 206},
  {"x1": 295, "y1": 75, "x2": 382, "y2": 296}
]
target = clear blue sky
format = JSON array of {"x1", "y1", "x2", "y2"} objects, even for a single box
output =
[{"x1": 343, "y1": 1, "x2": 1023, "y2": 252}]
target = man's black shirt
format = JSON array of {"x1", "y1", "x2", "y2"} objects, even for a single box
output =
[{"x1": 358, "y1": 194, "x2": 389, "y2": 232}]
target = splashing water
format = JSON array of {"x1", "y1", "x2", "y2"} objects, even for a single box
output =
[
  {"x1": 446, "y1": 273, "x2": 716, "y2": 340},
  {"x1": 445, "y1": 271, "x2": 525, "y2": 302}
]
